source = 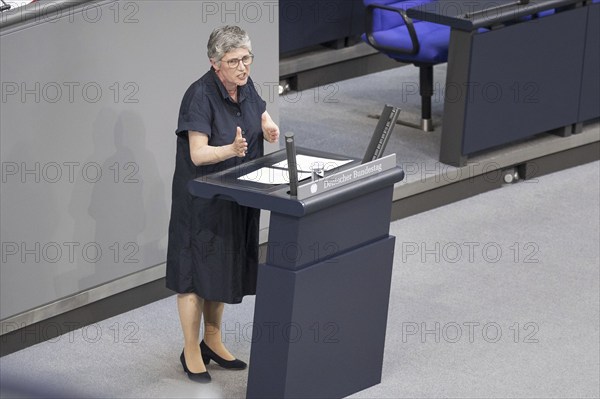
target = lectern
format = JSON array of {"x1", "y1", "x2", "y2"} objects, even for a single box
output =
[{"x1": 188, "y1": 147, "x2": 404, "y2": 398}]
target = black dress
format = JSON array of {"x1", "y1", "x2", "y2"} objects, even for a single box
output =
[{"x1": 166, "y1": 68, "x2": 266, "y2": 304}]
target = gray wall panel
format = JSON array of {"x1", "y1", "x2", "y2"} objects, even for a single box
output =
[{"x1": 0, "y1": 0, "x2": 279, "y2": 319}]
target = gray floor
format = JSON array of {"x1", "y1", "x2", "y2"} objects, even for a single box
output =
[
  {"x1": 279, "y1": 64, "x2": 449, "y2": 164},
  {"x1": 1, "y1": 161, "x2": 598, "y2": 399},
  {"x1": 1, "y1": 65, "x2": 599, "y2": 398}
]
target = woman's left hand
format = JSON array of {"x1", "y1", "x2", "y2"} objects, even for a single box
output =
[{"x1": 262, "y1": 112, "x2": 280, "y2": 144}]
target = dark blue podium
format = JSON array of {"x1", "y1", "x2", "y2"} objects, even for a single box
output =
[{"x1": 188, "y1": 147, "x2": 404, "y2": 398}]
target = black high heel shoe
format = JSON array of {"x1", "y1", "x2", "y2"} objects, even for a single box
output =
[
  {"x1": 200, "y1": 340, "x2": 247, "y2": 370},
  {"x1": 180, "y1": 350, "x2": 211, "y2": 383}
]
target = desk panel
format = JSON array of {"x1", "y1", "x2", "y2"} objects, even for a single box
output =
[
  {"x1": 407, "y1": 0, "x2": 581, "y2": 30},
  {"x1": 279, "y1": 0, "x2": 365, "y2": 54},
  {"x1": 580, "y1": 3, "x2": 600, "y2": 122},
  {"x1": 462, "y1": 8, "x2": 587, "y2": 154},
  {"x1": 407, "y1": 0, "x2": 594, "y2": 165}
]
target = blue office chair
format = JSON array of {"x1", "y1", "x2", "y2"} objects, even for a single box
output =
[{"x1": 363, "y1": 0, "x2": 450, "y2": 132}]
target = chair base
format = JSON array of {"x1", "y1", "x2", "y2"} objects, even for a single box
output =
[{"x1": 368, "y1": 114, "x2": 434, "y2": 132}]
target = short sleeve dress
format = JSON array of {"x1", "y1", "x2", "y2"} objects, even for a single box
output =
[{"x1": 166, "y1": 68, "x2": 266, "y2": 304}]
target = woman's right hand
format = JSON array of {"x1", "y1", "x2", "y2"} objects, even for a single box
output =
[{"x1": 231, "y1": 126, "x2": 248, "y2": 157}]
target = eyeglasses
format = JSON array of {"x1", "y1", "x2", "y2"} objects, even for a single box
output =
[{"x1": 221, "y1": 54, "x2": 254, "y2": 68}]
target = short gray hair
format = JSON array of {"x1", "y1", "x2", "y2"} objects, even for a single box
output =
[{"x1": 207, "y1": 25, "x2": 252, "y2": 62}]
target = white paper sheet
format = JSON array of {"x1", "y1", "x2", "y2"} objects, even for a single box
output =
[
  {"x1": 238, "y1": 167, "x2": 312, "y2": 185},
  {"x1": 271, "y1": 155, "x2": 353, "y2": 173}
]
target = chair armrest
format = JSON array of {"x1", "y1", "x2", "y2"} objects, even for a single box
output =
[{"x1": 365, "y1": 3, "x2": 420, "y2": 55}]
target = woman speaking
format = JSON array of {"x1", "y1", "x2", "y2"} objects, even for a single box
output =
[{"x1": 166, "y1": 25, "x2": 279, "y2": 383}]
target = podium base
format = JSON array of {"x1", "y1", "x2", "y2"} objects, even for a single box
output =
[{"x1": 247, "y1": 236, "x2": 396, "y2": 399}]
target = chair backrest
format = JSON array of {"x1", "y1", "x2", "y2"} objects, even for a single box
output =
[{"x1": 363, "y1": 0, "x2": 434, "y2": 31}]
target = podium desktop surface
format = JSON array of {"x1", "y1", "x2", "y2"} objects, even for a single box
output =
[{"x1": 188, "y1": 147, "x2": 404, "y2": 217}]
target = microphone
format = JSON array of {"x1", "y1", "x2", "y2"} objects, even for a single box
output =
[{"x1": 285, "y1": 132, "x2": 298, "y2": 197}]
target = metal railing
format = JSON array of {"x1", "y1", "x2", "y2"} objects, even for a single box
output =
[{"x1": 1, "y1": 0, "x2": 100, "y2": 30}]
